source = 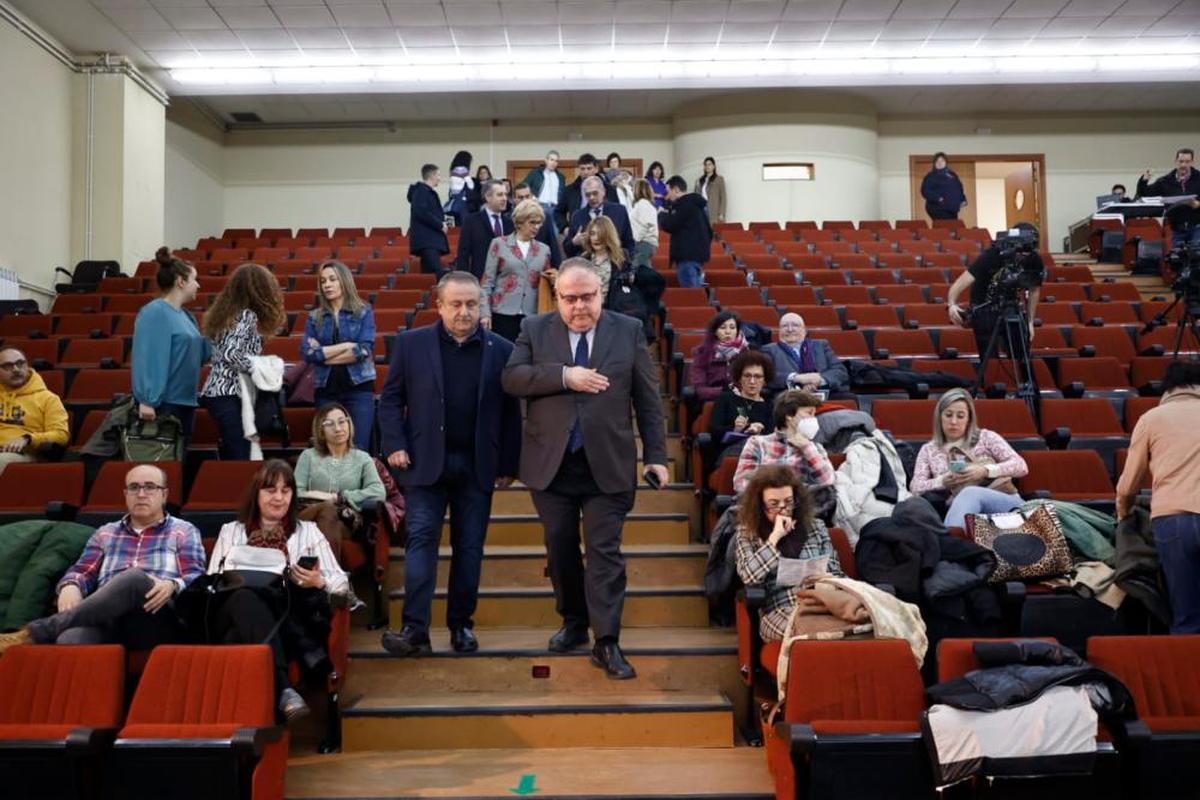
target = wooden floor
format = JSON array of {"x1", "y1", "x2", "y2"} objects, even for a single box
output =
[{"x1": 286, "y1": 747, "x2": 774, "y2": 799}]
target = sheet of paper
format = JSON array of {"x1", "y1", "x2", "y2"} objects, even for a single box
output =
[{"x1": 775, "y1": 554, "x2": 831, "y2": 587}]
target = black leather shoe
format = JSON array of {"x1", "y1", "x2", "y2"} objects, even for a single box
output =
[
  {"x1": 548, "y1": 624, "x2": 590, "y2": 653},
  {"x1": 380, "y1": 625, "x2": 432, "y2": 657},
  {"x1": 450, "y1": 626, "x2": 479, "y2": 653},
  {"x1": 591, "y1": 640, "x2": 636, "y2": 680}
]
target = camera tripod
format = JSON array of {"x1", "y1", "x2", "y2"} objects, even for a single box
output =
[
  {"x1": 971, "y1": 299, "x2": 1042, "y2": 427},
  {"x1": 1141, "y1": 293, "x2": 1200, "y2": 360}
]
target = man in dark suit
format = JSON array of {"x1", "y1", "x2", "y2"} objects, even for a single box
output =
[
  {"x1": 502, "y1": 259, "x2": 669, "y2": 679},
  {"x1": 762, "y1": 312, "x2": 850, "y2": 395},
  {"x1": 512, "y1": 182, "x2": 562, "y2": 268},
  {"x1": 456, "y1": 180, "x2": 513, "y2": 278},
  {"x1": 559, "y1": 152, "x2": 618, "y2": 230},
  {"x1": 407, "y1": 163, "x2": 449, "y2": 275},
  {"x1": 378, "y1": 271, "x2": 522, "y2": 656},
  {"x1": 564, "y1": 176, "x2": 635, "y2": 259}
]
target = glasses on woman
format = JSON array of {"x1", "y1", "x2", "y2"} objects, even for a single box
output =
[
  {"x1": 321, "y1": 418, "x2": 350, "y2": 429},
  {"x1": 763, "y1": 498, "x2": 796, "y2": 512}
]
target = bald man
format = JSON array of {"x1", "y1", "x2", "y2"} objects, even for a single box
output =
[
  {"x1": 761, "y1": 314, "x2": 849, "y2": 394},
  {"x1": 0, "y1": 347, "x2": 68, "y2": 474},
  {"x1": 0, "y1": 464, "x2": 204, "y2": 652}
]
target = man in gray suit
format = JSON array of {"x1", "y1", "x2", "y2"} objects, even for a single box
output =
[
  {"x1": 502, "y1": 259, "x2": 669, "y2": 679},
  {"x1": 762, "y1": 312, "x2": 850, "y2": 395}
]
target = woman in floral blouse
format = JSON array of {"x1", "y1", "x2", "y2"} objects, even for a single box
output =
[
  {"x1": 910, "y1": 388, "x2": 1028, "y2": 528},
  {"x1": 481, "y1": 199, "x2": 552, "y2": 343},
  {"x1": 735, "y1": 463, "x2": 844, "y2": 642}
]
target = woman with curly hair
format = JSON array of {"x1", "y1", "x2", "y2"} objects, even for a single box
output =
[
  {"x1": 734, "y1": 464, "x2": 844, "y2": 642},
  {"x1": 582, "y1": 215, "x2": 625, "y2": 297},
  {"x1": 200, "y1": 263, "x2": 286, "y2": 460}
]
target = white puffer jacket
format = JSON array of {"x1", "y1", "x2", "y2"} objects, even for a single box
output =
[{"x1": 834, "y1": 430, "x2": 911, "y2": 546}]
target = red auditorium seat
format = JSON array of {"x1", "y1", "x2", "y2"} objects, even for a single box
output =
[
  {"x1": 3, "y1": 338, "x2": 58, "y2": 367},
  {"x1": 820, "y1": 285, "x2": 873, "y2": 305},
  {"x1": 58, "y1": 338, "x2": 125, "y2": 368},
  {"x1": 974, "y1": 398, "x2": 1044, "y2": 449},
  {"x1": 409, "y1": 309, "x2": 440, "y2": 328},
  {"x1": 1019, "y1": 450, "x2": 1116, "y2": 501},
  {"x1": 1031, "y1": 326, "x2": 1077, "y2": 358},
  {"x1": 926, "y1": 283, "x2": 953, "y2": 303},
  {"x1": 847, "y1": 268, "x2": 900, "y2": 285},
  {"x1": 898, "y1": 267, "x2": 947, "y2": 285},
  {"x1": 876, "y1": 253, "x2": 920, "y2": 271},
  {"x1": 1041, "y1": 283, "x2": 1089, "y2": 302},
  {"x1": 757, "y1": 229, "x2": 793, "y2": 242},
  {"x1": 704, "y1": 270, "x2": 751, "y2": 288},
  {"x1": 1048, "y1": 265, "x2": 1094, "y2": 283},
  {"x1": 1087, "y1": 281, "x2": 1141, "y2": 302},
  {"x1": 785, "y1": 306, "x2": 840, "y2": 330},
  {"x1": 919, "y1": 252, "x2": 965, "y2": 269},
  {"x1": 297, "y1": 227, "x2": 329, "y2": 241},
  {"x1": 54, "y1": 314, "x2": 116, "y2": 337},
  {"x1": 799, "y1": 270, "x2": 847, "y2": 288},
  {"x1": 871, "y1": 329, "x2": 936, "y2": 358},
  {"x1": 235, "y1": 237, "x2": 270, "y2": 251},
  {"x1": 1138, "y1": 324, "x2": 1200, "y2": 356},
  {"x1": 65, "y1": 369, "x2": 131, "y2": 409},
  {"x1": 38, "y1": 369, "x2": 66, "y2": 396},
  {"x1": 725, "y1": 306, "x2": 779, "y2": 328},
  {"x1": 0, "y1": 644, "x2": 126, "y2": 798},
  {"x1": 353, "y1": 274, "x2": 390, "y2": 292},
  {"x1": 960, "y1": 228, "x2": 992, "y2": 247},
  {"x1": 817, "y1": 330, "x2": 871, "y2": 359},
  {"x1": 110, "y1": 645, "x2": 288, "y2": 799},
  {"x1": 259, "y1": 227, "x2": 291, "y2": 243},
  {"x1": 936, "y1": 637, "x2": 1056, "y2": 682},
  {"x1": 1057, "y1": 356, "x2": 1133, "y2": 393},
  {"x1": 936, "y1": 328, "x2": 980, "y2": 358},
  {"x1": 333, "y1": 227, "x2": 366, "y2": 240},
  {"x1": 261, "y1": 337, "x2": 301, "y2": 362},
  {"x1": 52, "y1": 294, "x2": 104, "y2": 314},
  {"x1": 870, "y1": 399, "x2": 934, "y2": 441},
  {"x1": 1034, "y1": 304, "x2": 1079, "y2": 326},
  {"x1": 707, "y1": 255, "x2": 737, "y2": 271},
  {"x1": 183, "y1": 459, "x2": 268, "y2": 535},
  {"x1": 912, "y1": 358, "x2": 976, "y2": 383},
  {"x1": 1137, "y1": 300, "x2": 1182, "y2": 324},
  {"x1": 104, "y1": 295, "x2": 153, "y2": 314},
  {"x1": 274, "y1": 236, "x2": 307, "y2": 252},
  {"x1": 294, "y1": 246, "x2": 334, "y2": 265},
  {"x1": 282, "y1": 293, "x2": 315, "y2": 313},
  {"x1": 830, "y1": 254, "x2": 872, "y2": 271},
  {"x1": 856, "y1": 241, "x2": 893, "y2": 259},
  {"x1": 0, "y1": 461, "x2": 85, "y2": 520},
  {"x1": 767, "y1": 640, "x2": 927, "y2": 800},
  {"x1": 373, "y1": 309, "x2": 409, "y2": 333},
  {"x1": 901, "y1": 305, "x2": 953, "y2": 328},
  {"x1": 667, "y1": 307, "x2": 719, "y2": 331},
  {"x1": 981, "y1": 358, "x2": 1055, "y2": 390},
  {"x1": 1130, "y1": 356, "x2": 1174, "y2": 390},
  {"x1": 1088, "y1": 635, "x2": 1200, "y2": 800},
  {"x1": 843, "y1": 304, "x2": 901, "y2": 328},
  {"x1": 1123, "y1": 396, "x2": 1159, "y2": 432},
  {"x1": 373, "y1": 289, "x2": 426, "y2": 309},
  {"x1": 740, "y1": 254, "x2": 784, "y2": 273},
  {"x1": 783, "y1": 253, "x2": 829, "y2": 272},
  {"x1": 1079, "y1": 301, "x2": 1139, "y2": 325},
  {"x1": 785, "y1": 221, "x2": 819, "y2": 233},
  {"x1": 872, "y1": 284, "x2": 928, "y2": 305},
  {"x1": 765, "y1": 286, "x2": 819, "y2": 308},
  {"x1": 748, "y1": 221, "x2": 782, "y2": 232},
  {"x1": 335, "y1": 246, "x2": 373, "y2": 266},
  {"x1": 899, "y1": 239, "x2": 940, "y2": 257},
  {"x1": 369, "y1": 226, "x2": 404, "y2": 241},
  {"x1": 895, "y1": 219, "x2": 929, "y2": 231},
  {"x1": 661, "y1": 287, "x2": 710, "y2": 308},
  {"x1": 1071, "y1": 326, "x2": 1138, "y2": 363},
  {"x1": 712, "y1": 287, "x2": 765, "y2": 307},
  {"x1": 941, "y1": 240, "x2": 981, "y2": 259}
]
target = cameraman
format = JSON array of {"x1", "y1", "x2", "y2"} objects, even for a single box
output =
[
  {"x1": 1116, "y1": 361, "x2": 1200, "y2": 633},
  {"x1": 1137, "y1": 148, "x2": 1200, "y2": 248},
  {"x1": 946, "y1": 223, "x2": 1044, "y2": 356}
]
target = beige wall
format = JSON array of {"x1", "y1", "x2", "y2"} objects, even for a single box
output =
[
  {"x1": 165, "y1": 107, "x2": 224, "y2": 251},
  {"x1": 121, "y1": 77, "x2": 165, "y2": 271},
  {"x1": 0, "y1": 19, "x2": 74, "y2": 291}
]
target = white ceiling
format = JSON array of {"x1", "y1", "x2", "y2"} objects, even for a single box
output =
[{"x1": 9, "y1": 0, "x2": 1200, "y2": 121}]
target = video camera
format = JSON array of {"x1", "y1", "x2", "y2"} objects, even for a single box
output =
[
  {"x1": 986, "y1": 226, "x2": 1044, "y2": 303},
  {"x1": 1166, "y1": 241, "x2": 1200, "y2": 301}
]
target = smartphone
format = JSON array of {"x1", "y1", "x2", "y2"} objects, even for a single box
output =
[
  {"x1": 949, "y1": 460, "x2": 967, "y2": 473},
  {"x1": 297, "y1": 555, "x2": 319, "y2": 570},
  {"x1": 644, "y1": 470, "x2": 662, "y2": 490}
]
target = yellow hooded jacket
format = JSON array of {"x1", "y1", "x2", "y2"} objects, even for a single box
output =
[{"x1": 0, "y1": 370, "x2": 69, "y2": 450}]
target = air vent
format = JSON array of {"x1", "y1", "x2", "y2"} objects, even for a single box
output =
[{"x1": 230, "y1": 111, "x2": 262, "y2": 123}]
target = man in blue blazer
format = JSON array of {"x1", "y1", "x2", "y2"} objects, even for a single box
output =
[
  {"x1": 563, "y1": 176, "x2": 634, "y2": 259},
  {"x1": 455, "y1": 180, "x2": 513, "y2": 279},
  {"x1": 378, "y1": 271, "x2": 522, "y2": 656},
  {"x1": 762, "y1": 312, "x2": 850, "y2": 395},
  {"x1": 407, "y1": 163, "x2": 450, "y2": 275}
]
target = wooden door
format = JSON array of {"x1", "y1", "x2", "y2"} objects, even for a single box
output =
[
  {"x1": 909, "y1": 158, "x2": 977, "y2": 227},
  {"x1": 1004, "y1": 164, "x2": 1037, "y2": 229}
]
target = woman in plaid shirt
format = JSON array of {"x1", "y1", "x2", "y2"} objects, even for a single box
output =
[
  {"x1": 735, "y1": 464, "x2": 844, "y2": 642},
  {"x1": 733, "y1": 390, "x2": 836, "y2": 496}
]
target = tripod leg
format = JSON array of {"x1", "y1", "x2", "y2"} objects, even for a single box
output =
[
  {"x1": 972, "y1": 314, "x2": 1006, "y2": 396},
  {"x1": 1005, "y1": 313, "x2": 1042, "y2": 426}
]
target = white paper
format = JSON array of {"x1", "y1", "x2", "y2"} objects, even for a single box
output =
[{"x1": 775, "y1": 554, "x2": 831, "y2": 587}]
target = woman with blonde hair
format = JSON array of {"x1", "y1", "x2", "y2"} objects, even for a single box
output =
[
  {"x1": 201, "y1": 262, "x2": 287, "y2": 460},
  {"x1": 582, "y1": 215, "x2": 625, "y2": 297},
  {"x1": 301, "y1": 261, "x2": 377, "y2": 450},
  {"x1": 910, "y1": 387, "x2": 1028, "y2": 527},
  {"x1": 481, "y1": 199, "x2": 553, "y2": 342},
  {"x1": 630, "y1": 178, "x2": 659, "y2": 270}
]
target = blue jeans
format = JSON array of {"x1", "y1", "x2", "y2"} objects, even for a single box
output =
[
  {"x1": 944, "y1": 486, "x2": 1022, "y2": 529},
  {"x1": 400, "y1": 451, "x2": 494, "y2": 633},
  {"x1": 1152, "y1": 512, "x2": 1200, "y2": 633},
  {"x1": 314, "y1": 388, "x2": 375, "y2": 452},
  {"x1": 539, "y1": 202, "x2": 559, "y2": 237},
  {"x1": 202, "y1": 395, "x2": 250, "y2": 460},
  {"x1": 1170, "y1": 226, "x2": 1200, "y2": 249},
  {"x1": 676, "y1": 260, "x2": 703, "y2": 288}
]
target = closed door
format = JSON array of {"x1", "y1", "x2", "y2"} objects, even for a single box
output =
[{"x1": 1004, "y1": 163, "x2": 1038, "y2": 229}]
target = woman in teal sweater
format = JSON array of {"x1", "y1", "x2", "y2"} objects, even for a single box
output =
[
  {"x1": 131, "y1": 253, "x2": 209, "y2": 436},
  {"x1": 295, "y1": 403, "x2": 385, "y2": 551}
]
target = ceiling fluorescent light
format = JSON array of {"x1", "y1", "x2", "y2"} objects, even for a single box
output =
[
  {"x1": 1097, "y1": 54, "x2": 1200, "y2": 71},
  {"x1": 996, "y1": 56, "x2": 1096, "y2": 73},
  {"x1": 274, "y1": 67, "x2": 373, "y2": 85}
]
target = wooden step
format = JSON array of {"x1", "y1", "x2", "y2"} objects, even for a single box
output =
[
  {"x1": 436, "y1": 513, "x2": 691, "y2": 546},
  {"x1": 491, "y1": 484, "x2": 699, "y2": 530},
  {"x1": 345, "y1": 627, "x2": 742, "y2": 707},
  {"x1": 388, "y1": 585, "x2": 710, "y2": 628},
  {"x1": 389, "y1": 543, "x2": 709, "y2": 588},
  {"x1": 341, "y1": 691, "x2": 734, "y2": 750},
  {"x1": 286, "y1": 747, "x2": 773, "y2": 798}
]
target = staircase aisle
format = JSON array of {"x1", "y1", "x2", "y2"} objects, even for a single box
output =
[{"x1": 286, "y1": 407, "x2": 773, "y2": 797}]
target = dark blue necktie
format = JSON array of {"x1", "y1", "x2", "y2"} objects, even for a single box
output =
[{"x1": 568, "y1": 333, "x2": 588, "y2": 452}]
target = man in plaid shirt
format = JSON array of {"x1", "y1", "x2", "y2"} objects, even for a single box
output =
[
  {"x1": 733, "y1": 390, "x2": 836, "y2": 495},
  {"x1": 0, "y1": 464, "x2": 204, "y2": 651}
]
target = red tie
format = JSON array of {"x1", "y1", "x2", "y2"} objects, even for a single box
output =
[{"x1": 492, "y1": 214, "x2": 503, "y2": 237}]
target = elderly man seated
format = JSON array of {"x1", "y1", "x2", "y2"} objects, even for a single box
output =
[
  {"x1": 762, "y1": 313, "x2": 849, "y2": 396},
  {"x1": 0, "y1": 463, "x2": 204, "y2": 652},
  {"x1": 0, "y1": 347, "x2": 69, "y2": 474}
]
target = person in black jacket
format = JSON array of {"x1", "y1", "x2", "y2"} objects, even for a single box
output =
[
  {"x1": 455, "y1": 181, "x2": 513, "y2": 279},
  {"x1": 658, "y1": 175, "x2": 713, "y2": 288},
  {"x1": 920, "y1": 152, "x2": 967, "y2": 221},
  {"x1": 408, "y1": 164, "x2": 449, "y2": 275},
  {"x1": 563, "y1": 177, "x2": 634, "y2": 259},
  {"x1": 512, "y1": 182, "x2": 562, "y2": 268},
  {"x1": 1137, "y1": 147, "x2": 1200, "y2": 248},
  {"x1": 559, "y1": 152, "x2": 617, "y2": 230}
]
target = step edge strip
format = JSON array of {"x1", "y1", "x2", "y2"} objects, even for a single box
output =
[{"x1": 343, "y1": 701, "x2": 733, "y2": 718}]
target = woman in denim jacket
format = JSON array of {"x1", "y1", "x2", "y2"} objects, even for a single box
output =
[{"x1": 302, "y1": 261, "x2": 377, "y2": 450}]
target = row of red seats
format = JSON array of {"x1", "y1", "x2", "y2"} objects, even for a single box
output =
[
  {"x1": 717, "y1": 218, "x2": 968, "y2": 234},
  {"x1": 50, "y1": 287, "x2": 430, "y2": 317}
]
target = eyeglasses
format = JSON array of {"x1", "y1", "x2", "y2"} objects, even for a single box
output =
[
  {"x1": 124, "y1": 483, "x2": 166, "y2": 494},
  {"x1": 741, "y1": 373, "x2": 765, "y2": 382},
  {"x1": 321, "y1": 418, "x2": 350, "y2": 429},
  {"x1": 0, "y1": 360, "x2": 27, "y2": 371},
  {"x1": 560, "y1": 292, "x2": 599, "y2": 305},
  {"x1": 763, "y1": 498, "x2": 796, "y2": 511}
]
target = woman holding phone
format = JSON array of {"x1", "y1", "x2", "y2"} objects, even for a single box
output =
[
  {"x1": 910, "y1": 388, "x2": 1028, "y2": 527},
  {"x1": 734, "y1": 464, "x2": 843, "y2": 642}
]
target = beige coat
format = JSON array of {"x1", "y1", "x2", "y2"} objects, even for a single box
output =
[{"x1": 694, "y1": 173, "x2": 726, "y2": 223}]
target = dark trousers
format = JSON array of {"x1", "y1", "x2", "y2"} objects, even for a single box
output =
[
  {"x1": 491, "y1": 313, "x2": 525, "y2": 343},
  {"x1": 928, "y1": 207, "x2": 959, "y2": 220},
  {"x1": 314, "y1": 387, "x2": 375, "y2": 451},
  {"x1": 203, "y1": 394, "x2": 250, "y2": 460},
  {"x1": 1152, "y1": 512, "x2": 1200, "y2": 633},
  {"x1": 30, "y1": 569, "x2": 184, "y2": 648},
  {"x1": 531, "y1": 449, "x2": 635, "y2": 641},
  {"x1": 415, "y1": 248, "x2": 444, "y2": 275},
  {"x1": 212, "y1": 587, "x2": 290, "y2": 698},
  {"x1": 401, "y1": 451, "x2": 493, "y2": 634}
]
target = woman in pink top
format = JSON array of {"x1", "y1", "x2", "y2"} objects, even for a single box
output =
[{"x1": 910, "y1": 388, "x2": 1028, "y2": 528}]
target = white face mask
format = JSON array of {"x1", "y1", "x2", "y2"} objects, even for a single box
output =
[{"x1": 796, "y1": 416, "x2": 820, "y2": 440}]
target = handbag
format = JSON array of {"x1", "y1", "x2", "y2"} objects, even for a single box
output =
[
  {"x1": 283, "y1": 361, "x2": 317, "y2": 406},
  {"x1": 966, "y1": 504, "x2": 1071, "y2": 583},
  {"x1": 121, "y1": 411, "x2": 184, "y2": 462}
]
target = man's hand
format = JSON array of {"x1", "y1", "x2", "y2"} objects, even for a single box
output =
[
  {"x1": 948, "y1": 305, "x2": 967, "y2": 327},
  {"x1": 564, "y1": 366, "x2": 609, "y2": 393},
  {"x1": 495, "y1": 476, "x2": 515, "y2": 489},
  {"x1": 138, "y1": 403, "x2": 156, "y2": 421},
  {"x1": 480, "y1": 317, "x2": 492, "y2": 330},
  {"x1": 1, "y1": 435, "x2": 30, "y2": 453},
  {"x1": 388, "y1": 450, "x2": 411, "y2": 470},
  {"x1": 643, "y1": 464, "x2": 669, "y2": 489},
  {"x1": 797, "y1": 372, "x2": 821, "y2": 388},
  {"x1": 143, "y1": 578, "x2": 175, "y2": 614},
  {"x1": 57, "y1": 584, "x2": 83, "y2": 613}
]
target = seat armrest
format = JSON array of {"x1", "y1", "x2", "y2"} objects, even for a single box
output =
[
  {"x1": 739, "y1": 584, "x2": 767, "y2": 611},
  {"x1": 231, "y1": 726, "x2": 285, "y2": 758},
  {"x1": 64, "y1": 727, "x2": 119, "y2": 754},
  {"x1": 777, "y1": 721, "x2": 818, "y2": 756},
  {"x1": 44, "y1": 501, "x2": 78, "y2": 521}
]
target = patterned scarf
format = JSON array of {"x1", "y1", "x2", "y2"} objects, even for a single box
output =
[
  {"x1": 714, "y1": 334, "x2": 746, "y2": 363},
  {"x1": 247, "y1": 523, "x2": 289, "y2": 555}
]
